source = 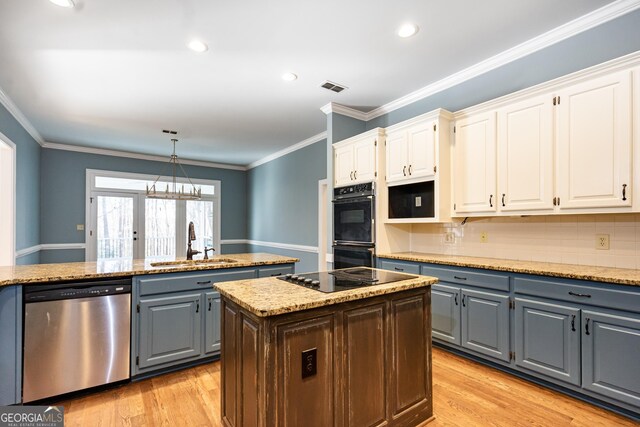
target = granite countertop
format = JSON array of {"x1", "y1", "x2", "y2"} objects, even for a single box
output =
[
  {"x1": 377, "y1": 252, "x2": 640, "y2": 287},
  {"x1": 0, "y1": 253, "x2": 299, "y2": 287},
  {"x1": 214, "y1": 269, "x2": 437, "y2": 317}
]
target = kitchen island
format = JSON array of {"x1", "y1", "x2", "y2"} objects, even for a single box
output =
[{"x1": 215, "y1": 268, "x2": 438, "y2": 427}]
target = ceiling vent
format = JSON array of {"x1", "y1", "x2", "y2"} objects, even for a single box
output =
[
  {"x1": 162, "y1": 129, "x2": 178, "y2": 135},
  {"x1": 321, "y1": 81, "x2": 347, "y2": 93}
]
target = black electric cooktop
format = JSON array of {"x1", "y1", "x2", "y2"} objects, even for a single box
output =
[{"x1": 277, "y1": 267, "x2": 417, "y2": 293}]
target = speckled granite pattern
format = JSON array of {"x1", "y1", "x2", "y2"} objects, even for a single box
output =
[
  {"x1": 378, "y1": 252, "x2": 640, "y2": 287},
  {"x1": 0, "y1": 253, "x2": 299, "y2": 287},
  {"x1": 214, "y1": 270, "x2": 437, "y2": 317}
]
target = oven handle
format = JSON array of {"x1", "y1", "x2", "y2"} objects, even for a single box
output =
[
  {"x1": 333, "y1": 242, "x2": 375, "y2": 248},
  {"x1": 332, "y1": 196, "x2": 374, "y2": 203}
]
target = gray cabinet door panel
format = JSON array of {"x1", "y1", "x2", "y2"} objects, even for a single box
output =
[
  {"x1": 515, "y1": 298, "x2": 581, "y2": 386},
  {"x1": 461, "y1": 289, "x2": 510, "y2": 362},
  {"x1": 139, "y1": 293, "x2": 202, "y2": 368},
  {"x1": 0, "y1": 286, "x2": 21, "y2": 405},
  {"x1": 205, "y1": 291, "x2": 221, "y2": 354},
  {"x1": 582, "y1": 310, "x2": 640, "y2": 407},
  {"x1": 431, "y1": 284, "x2": 461, "y2": 345}
]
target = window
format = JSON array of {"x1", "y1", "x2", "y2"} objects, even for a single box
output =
[{"x1": 86, "y1": 170, "x2": 220, "y2": 262}]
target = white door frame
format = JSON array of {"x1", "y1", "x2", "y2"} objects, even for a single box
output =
[
  {"x1": 318, "y1": 179, "x2": 327, "y2": 270},
  {"x1": 0, "y1": 132, "x2": 16, "y2": 266}
]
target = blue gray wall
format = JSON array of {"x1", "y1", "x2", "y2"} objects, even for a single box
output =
[
  {"x1": 0, "y1": 104, "x2": 40, "y2": 265},
  {"x1": 366, "y1": 9, "x2": 640, "y2": 129},
  {"x1": 247, "y1": 140, "x2": 327, "y2": 272},
  {"x1": 39, "y1": 148, "x2": 248, "y2": 263}
]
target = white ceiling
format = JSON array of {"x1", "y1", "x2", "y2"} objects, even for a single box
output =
[{"x1": 0, "y1": 0, "x2": 619, "y2": 166}]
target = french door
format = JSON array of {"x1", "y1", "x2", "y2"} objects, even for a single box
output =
[{"x1": 88, "y1": 191, "x2": 215, "y2": 262}]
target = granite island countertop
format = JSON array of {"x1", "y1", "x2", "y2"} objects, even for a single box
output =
[
  {"x1": 214, "y1": 269, "x2": 437, "y2": 317},
  {"x1": 377, "y1": 252, "x2": 640, "y2": 287},
  {"x1": 0, "y1": 253, "x2": 299, "y2": 287}
]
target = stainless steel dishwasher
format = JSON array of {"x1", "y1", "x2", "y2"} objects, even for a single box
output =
[{"x1": 23, "y1": 278, "x2": 131, "y2": 402}]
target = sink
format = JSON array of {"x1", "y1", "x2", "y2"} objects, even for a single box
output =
[{"x1": 150, "y1": 258, "x2": 237, "y2": 267}]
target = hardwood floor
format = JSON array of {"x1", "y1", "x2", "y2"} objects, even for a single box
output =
[{"x1": 55, "y1": 348, "x2": 637, "y2": 426}]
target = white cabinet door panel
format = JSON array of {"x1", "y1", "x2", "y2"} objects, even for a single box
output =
[
  {"x1": 557, "y1": 71, "x2": 632, "y2": 209},
  {"x1": 353, "y1": 138, "x2": 377, "y2": 183},
  {"x1": 335, "y1": 145, "x2": 354, "y2": 187},
  {"x1": 453, "y1": 112, "x2": 497, "y2": 213},
  {"x1": 386, "y1": 131, "x2": 408, "y2": 182},
  {"x1": 498, "y1": 95, "x2": 554, "y2": 211},
  {"x1": 408, "y1": 122, "x2": 436, "y2": 180}
]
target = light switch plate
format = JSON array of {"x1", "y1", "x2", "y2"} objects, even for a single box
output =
[{"x1": 76, "y1": 224, "x2": 85, "y2": 231}]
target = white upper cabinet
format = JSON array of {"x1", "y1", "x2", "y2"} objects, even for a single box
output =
[
  {"x1": 497, "y1": 94, "x2": 554, "y2": 212},
  {"x1": 556, "y1": 71, "x2": 633, "y2": 209},
  {"x1": 333, "y1": 129, "x2": 381, "y2": 187},
  {"x1": 386, "y1": 121, "x2": 436, "y2": 184},
  {"x1": 453, "y1": 111, "x2": 497, "y2": 214}
]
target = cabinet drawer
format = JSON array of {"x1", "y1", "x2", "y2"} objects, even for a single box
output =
[
  {"x1": 514, "y1": 277, "x2": 640, "y2": 314},
  {"x1": 258, "y1": 264, "x2": 294, "y2": 278},
  {"x1": 138, "y1": 269, "x2": 257, "y2": 296},
  {"x1": 378, "y1": 259, "x2": 420, "y2": 275},
  {"x1": 421, "y1": 265, "x2": 509, "y2": 292}
]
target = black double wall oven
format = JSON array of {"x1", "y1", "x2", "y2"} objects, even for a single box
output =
[{"x1": 332, "y1": 182, "x2": 375, "y2": 269}]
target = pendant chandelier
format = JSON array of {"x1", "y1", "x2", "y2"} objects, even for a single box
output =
[{"x1": 146, "y1": 137, "x2": 202, "y2": 200}]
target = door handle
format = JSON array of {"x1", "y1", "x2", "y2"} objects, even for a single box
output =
[
  {"x1": 350, "y1": 171, "x2": 354, "y2": 180},
  {"x1": 489, "y1": 194, "x2": 493, "y2": 207},
  {"x1": 585, "y1": 318, "x2": 591, "y2": 335},
  {"x1": 197, "y1": 280, "x2": 212, "y2": 285},
  {"x1": 453, "y1": 276, "x2": 467, "y2": 281},
  {"x1": 208, "y1": 298, "x2": 212, "y2": 311},
  {"x1": 454, "y1": 294, "x2": 458, "y2": 306},
  {"x1": 462, "y1": 295, "x2": 466, "y2": 307},
  {"x1": 196, "y1": 301, "x2": 200, "y2": 313},
  {"x1": 408, "y1": 165, "x2": 412, "y2": 175},
  {"x1": 394, "y1": 267, "x2": 404, "y2": 272},
  {"x1": 354, "y1": 170, "x2": 357, "y2": 180},
  {"x1": 568, "y1": 291, "x2": 591, "y2": 298},
  {"x1": 502, "y1": 194, "x2": 505, "y2": 207},
  {"x1": 403, "y1": 166, "x2": 407, "y2": 176},
  {"x1": 571, "y1": 315, "x2": 576, "y2": 332},
  {"x1": 622, "y1": 184, "x2": 627, "y2": 201}
]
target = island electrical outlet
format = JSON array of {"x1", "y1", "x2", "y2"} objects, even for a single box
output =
[{"x1": 302, "y1": 348, "x2": 317, "y2": 379}]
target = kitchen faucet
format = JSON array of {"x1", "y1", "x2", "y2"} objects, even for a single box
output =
[{"x1": 187, "y1": 221, "x2": 201, "y2": 260}]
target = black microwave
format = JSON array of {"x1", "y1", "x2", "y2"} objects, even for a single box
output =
[{"x1": 388, "y1": 181, "x2": 435, "y2": 219}]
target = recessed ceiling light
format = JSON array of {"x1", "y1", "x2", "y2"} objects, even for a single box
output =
[
  {"x1": 397, "y1": 23, "x2": 419, "y2": 38},
  {"x1": 49, "y1": 0, "x2": 75, "y2": 8},
  {"x1": 187, "y1": 39, "x2": 208, "y2": 53},
  {"x1": 282, "y1": 72, "x2": 298, "y2": 82}
]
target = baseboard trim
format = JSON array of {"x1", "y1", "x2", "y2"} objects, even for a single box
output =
[{"x1": 15, "y1": 243, "x2": 87, "y2": 258}]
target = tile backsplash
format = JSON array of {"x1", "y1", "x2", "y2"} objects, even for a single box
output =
[{"x1": 410, "y1": 214, "x2": 640, "y2": 270}]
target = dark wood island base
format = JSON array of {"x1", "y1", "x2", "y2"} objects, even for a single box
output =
[{"x1": 220, "y1": 286, "x2": 433, "y2": 427}]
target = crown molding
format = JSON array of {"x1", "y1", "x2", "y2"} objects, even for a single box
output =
[
  {"x1": 453, "y1": 49, "x2": 640, "y2": 118},
  {"x1": 321, "y1": 102, "x2": 368, "y2": 121},
  {"x1": 247, "y1": 131, "x2": 327, "y2": 169},
  {"x1": 0, "y1": 87, "x2": 45, "y2": 145},
  {"x1": 326, "y1": 0, "x2": 640, "y2": 122},
  {"x1": 42, "y1": 141, "x2": 247, "y2": 171}
]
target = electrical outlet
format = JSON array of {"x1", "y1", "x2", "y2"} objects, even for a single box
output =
[
  {"x1": 595, "y1": 234, "x2": 610, "y2": 250},
  {"x1": 444, "y1": 232, "x2": 455, "y2": 244},
  {"x1": 480, "y1": 232, "x2": 488, "y2": 243}
]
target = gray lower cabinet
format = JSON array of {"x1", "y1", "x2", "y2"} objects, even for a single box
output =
[
  {"x1": 0, "y1": 285, "x2": 21, "y2": 405},
  {"x1": 514, "y1": 298, "x2": 581, "y2": 386},
  {"x1": 377, "y1": 259, "x2": 421, "y2": 275},
  {"x1": 431, "y1": 284, "x2": 461, "y2": 345},
  {"x1": 133, "y1": 266, "x2": 293, "y2": 376},
  {"x1": 205, "y1": 291, "x2": 221, "y2": 354},
  {"x1": 138, "y1": 293, "x2": 203, "y2": 369},
  {"x1": 461, "y1": 288, "x2": 510, "y2": 362},
  {"x1": 582, "y1": 310, "x2": 640, "y2": 407}
]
